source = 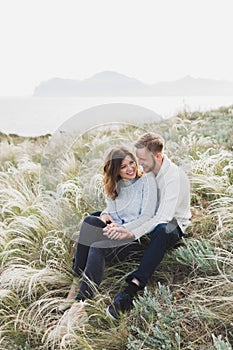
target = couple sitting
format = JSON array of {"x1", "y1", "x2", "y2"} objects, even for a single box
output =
[{"x1": 62, "y1": 132, "x2": 191, "y2": 319}]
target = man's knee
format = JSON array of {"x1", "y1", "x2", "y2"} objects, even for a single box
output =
[
  {"x1": 149, "y1": 223, "x2": 179, "y2": 250},
  {"x1": 150, "y1": 223, "x2": 168, "y2": 239}
]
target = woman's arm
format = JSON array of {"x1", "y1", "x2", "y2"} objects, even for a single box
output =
[
  {"x1": 123, "y1": 172, "x2": 157, "y2": 232},
  {"x1": 100, "y1": 197, "x2": 116, "y2": 224},
  {"x1": 103, "y1": 173, "x2": 158, "y2": 240}
]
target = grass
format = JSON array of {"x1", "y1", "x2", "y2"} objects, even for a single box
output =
[{"x1": 0, "y1": 105, "x2": 233, "y2": 349}]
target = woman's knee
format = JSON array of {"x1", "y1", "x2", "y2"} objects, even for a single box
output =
[
  {"x1": 83, "y1": 215, "x2": 95, "y2": 224},
  {"x1": 83, "y1": 215, "x2": 106, "y2": 228}
]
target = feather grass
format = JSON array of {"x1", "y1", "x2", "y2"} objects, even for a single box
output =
[{"x1": 0, "y1": 108, "x2": 233, "y2": 349}]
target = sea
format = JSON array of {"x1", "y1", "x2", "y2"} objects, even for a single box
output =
[{"x1": 0, "y1": 96, "x2": 232, "y2": 137}]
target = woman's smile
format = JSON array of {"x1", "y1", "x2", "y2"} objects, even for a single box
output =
[{"x1": 119, "y1": 156, "x2": 137, "y2": 180}]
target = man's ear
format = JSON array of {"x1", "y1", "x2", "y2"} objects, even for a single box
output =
[{"x1": 155, "y1": 152, "x2": 163, "y2": 164}]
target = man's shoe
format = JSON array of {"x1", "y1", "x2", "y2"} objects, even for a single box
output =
[{"x1": 107, "y1": 291, "x2": 133, "y2": 320}]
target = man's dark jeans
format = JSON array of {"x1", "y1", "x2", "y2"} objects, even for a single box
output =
[{"x1": 126, "y1": 222, "x2": 182, "y2": 288}]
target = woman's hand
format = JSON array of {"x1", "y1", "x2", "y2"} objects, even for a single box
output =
[
  {"x1": 105, "y1": 222, "x2": 117, "y2": 228},
  {"x1": 103, "y1": 225, "x2": 135, "y2": 240},
  {"x1": 100, "y1": 213, "x2": 115, "y2": 224}
]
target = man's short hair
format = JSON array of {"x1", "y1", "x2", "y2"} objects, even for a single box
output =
[{"x1": 135, "y1": 132, "x2": 164, "y2": 154}]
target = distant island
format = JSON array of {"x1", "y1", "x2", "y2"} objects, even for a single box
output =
[{"x1": 33, "y1": 71, "x2": 233, "y2": 97}]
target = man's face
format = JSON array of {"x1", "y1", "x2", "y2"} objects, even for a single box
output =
[{"x1": 136, "y1": 147, "x2": 156, "y2": 173}]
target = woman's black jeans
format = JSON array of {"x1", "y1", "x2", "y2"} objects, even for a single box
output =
[{"x1": 73, "y1": 215, "x2": 143, "y2": 300}]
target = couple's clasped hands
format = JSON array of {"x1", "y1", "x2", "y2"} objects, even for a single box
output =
[{"x1": 100, "y1": 213, "x2": 134, "y2": 240}]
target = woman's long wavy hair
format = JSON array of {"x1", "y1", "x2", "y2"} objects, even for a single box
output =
[{"x1": 103, "y1": 147, "x2": 141, "y2": 200}]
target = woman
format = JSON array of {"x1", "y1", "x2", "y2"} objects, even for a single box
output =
[{"x1": 65, "y1": 147, "x2": 157, "y2": 304}]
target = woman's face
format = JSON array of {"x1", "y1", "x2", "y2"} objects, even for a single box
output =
[{"x1": 119, "y1": 155, "x2": 137, "y2": 181}]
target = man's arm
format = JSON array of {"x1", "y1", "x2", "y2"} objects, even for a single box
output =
[
  {"x1": 104, "y1": 163, "x2": 190, "y2": 241},
  {"x1": 131, "y1": 167, "x2": 189, "y2": 239}
]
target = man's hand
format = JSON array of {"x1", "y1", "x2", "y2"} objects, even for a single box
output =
[{"x1": 103, "y1": 225, "x2": 135, "y2": 240}]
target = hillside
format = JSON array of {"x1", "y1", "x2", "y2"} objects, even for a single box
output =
[
  {"x1": 33, "y1": 71, "x2": 233, "y2": 96},
  {"x1": 0, "y1": 105, "x2": 233, "y2": 349}
]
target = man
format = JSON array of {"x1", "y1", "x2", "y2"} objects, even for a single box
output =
[{"x1": 103, "y1": 132, "x2": 191, "y2": 319}]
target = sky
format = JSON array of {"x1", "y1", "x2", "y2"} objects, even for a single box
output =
[{"x1": 1, "y1": 0, "x2": 233, "y2": 96}]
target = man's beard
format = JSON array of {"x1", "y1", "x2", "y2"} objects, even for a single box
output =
[{"x1": 146, "y1": 155, "x2": 157, "y2": 173}]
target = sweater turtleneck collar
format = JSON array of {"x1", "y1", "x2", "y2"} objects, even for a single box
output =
[
  {"x1": 156, "y1": 155, "x2": 171, "y2": 179},
  {"x1": 118, "y1": 177, "x2": 138, "y2": 188}
]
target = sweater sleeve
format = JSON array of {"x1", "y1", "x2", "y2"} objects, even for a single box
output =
[
  {"x1": 131, "y1": 166, "x2": 182, "y2": 239},
  {"x1": 101, "y1": 196, "x2": 115, "y2": 215},
  {"x1": 123, "y1": 172, "x2": 157, "y2": 233}
]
